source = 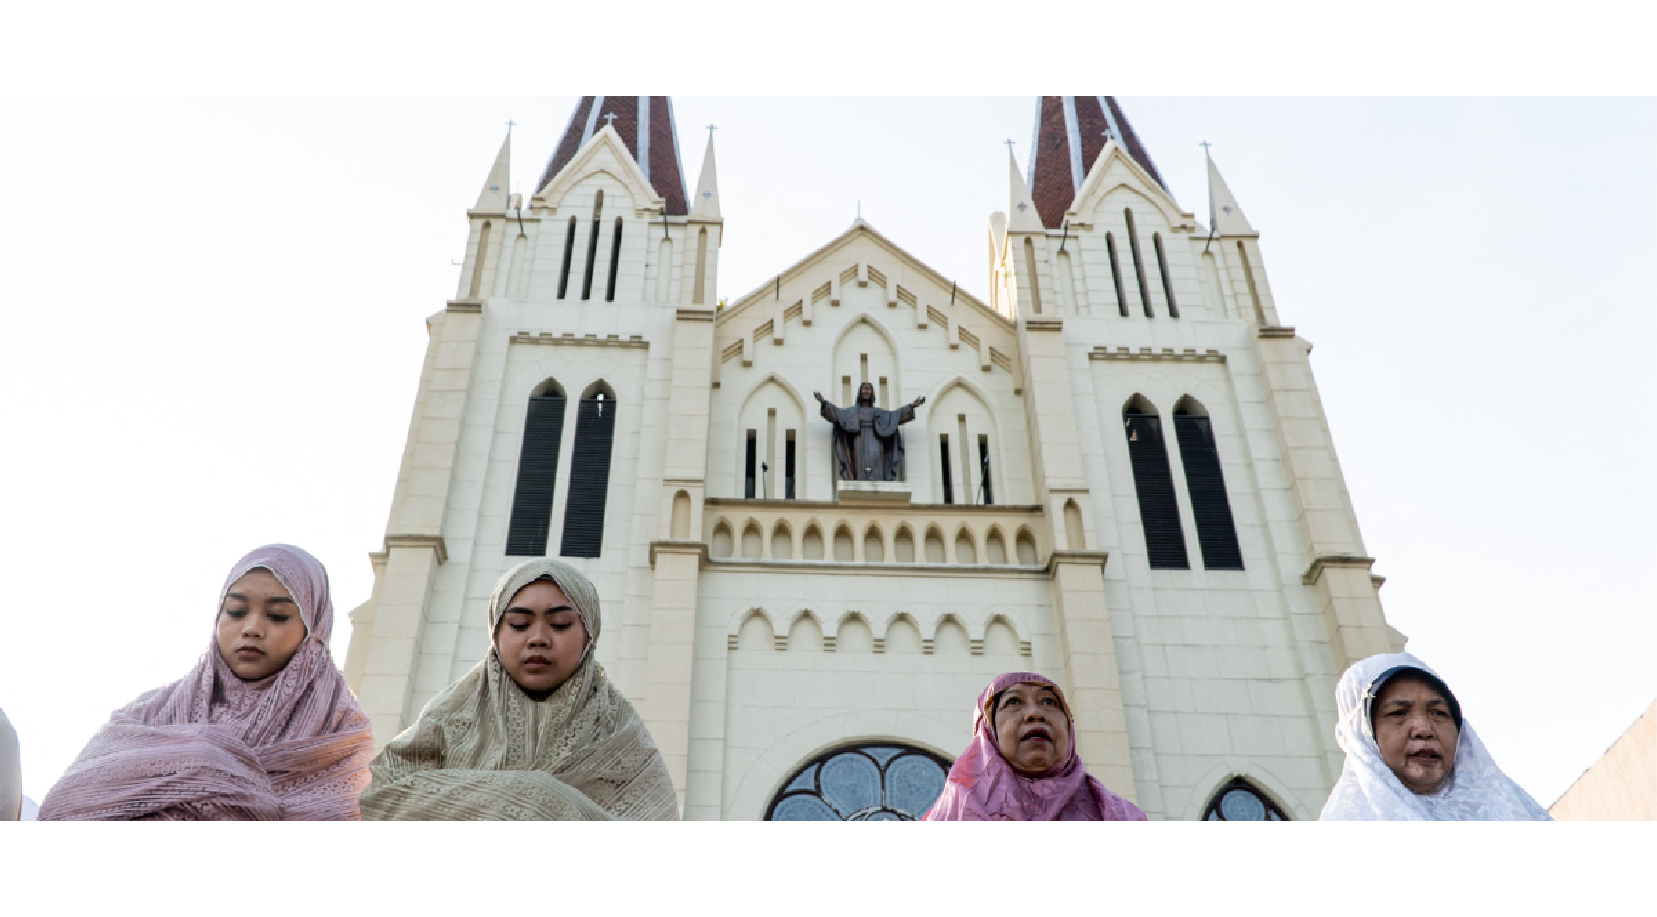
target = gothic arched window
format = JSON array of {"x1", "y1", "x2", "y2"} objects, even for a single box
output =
[
  {"x1": 766, "y1": 744, "x2": 951, "y2": 821},
  {"x1": 1173, "y1": 397, "x2": 1243, "y2": 570},
  {"x1": 1203, "y1": 778, "x2": 1289, "y2": 820},
  {"x1": 505, "y1": 380, "x2": 567, "y2": 556},
  {"x1": 1123, "y1": 395, "x2": 1190, "y2": 569},
  {"x1": 559, "y1": 382, "x2": 617, "y2": 557}
]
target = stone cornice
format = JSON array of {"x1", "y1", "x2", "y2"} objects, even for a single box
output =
[
  {"x1": 649, "y1": 540, "x2": 708, "y2": 568},
  {"x1": 1046, "y1": 549, "x2": 1110, "y2": 578},
  {"x1": 1089, "y1": 346, "x2": 1225, "y2": 363},
  {"x1": 510, "y1": 331, "x2": 648, "y2": 349},
  {"x1": 703, "y1": 497, "x2": 1043, "y2": 516},
  {"x1": 676, "y1": 308, "x2": 715, "y2": 322},
  {"x1": 702, "y1": 557, "x2": 1048, "y2": 577},
  {"x1": 384, "y1": 534, "x2": 448, "y2": 565},
  {"x1": 1024, "y1": 318, "x2": 1064, "y2": 332},
  {"x1": 446, "y1": 300, "x2": 482, "y2": 314},
  {"x1": 1258, "y1": 326, "x2": 1297, "y2": 340},
  {"x1": 1301, "y1": 554, "x2": 1376, "y2": 586}
]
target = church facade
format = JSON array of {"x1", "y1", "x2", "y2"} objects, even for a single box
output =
[{"x1": 341, "y1": 96, "x2": 1405, "y2": 820}]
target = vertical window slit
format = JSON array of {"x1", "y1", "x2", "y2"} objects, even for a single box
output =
[
  {"x1": 978, "y1": 434, "x2": 994, "y2": 505},
  {"x1": 1123, "y1": 399, "x2": 1189, "y2": 569},
  {"x1": 558, "y1": 217, "x2": 577, "y2": 299},
  {"x1": 1124, "y1": 208, "x2": 1153, "y2": 318},
  {"x1": 559, "y1": 388, "x2": 617, "y2": 557},
  {"x1": 605, "y1": 216, "x2": 623, "y2": 302},
  {"x1": 1154, "y1": 232, "x2": 1179, "y2": 318},
  {"x1": 744, "y1": 429, "x2": 757, "y2": 499},
  {"x1": 939, "y1": 434, "x2": 954, "y2": 505},
  {"x1": 1106, "y1": 231, "x2": 1128, "y2": 317}
]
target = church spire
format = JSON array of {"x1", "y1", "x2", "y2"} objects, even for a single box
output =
[
  {"x1": 1026, "y1": 96, "x2": 1166, "y2": 229},
  {"x1": 473, "y1": 130, "x2": 511, "y2": 211},
  {"x1": 536, "y1": 96, "x2": 689, "y2": 214},
  {"x1": 1006, "y1": 146, "x2": 1042, "y2": 233},
  {"x1": 1205, "y1": 149, "x2": 1255, "y2": 235},
  {"x1": 688, "y1": 128, "x2": 720, "y2": 220}
]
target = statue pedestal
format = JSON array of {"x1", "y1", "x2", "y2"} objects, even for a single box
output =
[{"x1": 836, "y1": 481, "x2": 912, "y2": 504}]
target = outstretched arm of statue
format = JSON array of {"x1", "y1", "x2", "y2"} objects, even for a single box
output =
[
  {"x1": 813, "y1": 391, "x2": 825, "y2": 403},
  {"x1": 911, "y1": 396, "x2": 926, "y2": 408}
]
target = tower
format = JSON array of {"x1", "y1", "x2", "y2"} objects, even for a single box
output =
[{"x1": 345, "y1": 96, "x2": 1403, "y2": 820}]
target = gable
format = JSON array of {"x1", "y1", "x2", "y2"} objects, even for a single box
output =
[{"x1": 531, "y1": 124, "x2": 663, "y2": 217}]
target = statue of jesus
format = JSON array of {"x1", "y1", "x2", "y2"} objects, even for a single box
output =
[{"x1": 814, "y1": 382, "x2": 926, "y2": 482}]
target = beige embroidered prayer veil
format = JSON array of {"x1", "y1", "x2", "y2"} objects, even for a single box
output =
[{"x1": 359, "y1": 559, "x2": 678, "y2": 820}]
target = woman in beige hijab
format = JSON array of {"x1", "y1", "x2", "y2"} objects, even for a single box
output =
[{"x1": 360, "y1": 559, "x2": 677, "y2": 820}]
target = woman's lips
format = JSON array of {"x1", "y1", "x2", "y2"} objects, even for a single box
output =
[
  {"x1": 1020, "y1": 726, "x2": 1053, "y2": 742},
  {"x1": 235, "y1": 647, "x2": 264, "y2": 658},
  {"x1": 523, "y1": 655, "x2": 552, "y2": 670}
]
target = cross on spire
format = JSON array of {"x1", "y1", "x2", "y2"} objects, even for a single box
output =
[
  {"x1": 1004, "y1": 138, "x2": 1016, "y2": 152},
  {"x1": 505, "y1": 120, "x2": 517, "y2": 134},
  {"x1": 603, "y1": 112, "x2": 617, "y2": 127},
  {"x1": 1199, "y1": 140, "x2": 1213, "y2": 156}
]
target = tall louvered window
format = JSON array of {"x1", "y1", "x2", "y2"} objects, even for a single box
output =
[
  {"x1": 559, "y1": 384, "x2": 617, "y2": 557},
  {"x1": 744, "y1": 429, "x2": 757, "y2": 499},
  {"x1": 1173, "y1": 398, "x2": 1243, "y2": 569},
  {"x1": 581, "y1": 190, "x2": 604, "y2": 301},
  {"x1": 1124, "y1": 208, "x2": 1153, "y2": 318},
  {"x1": 939, "y1": 434, "x2": 954, "y2": 505},
  {"x1": 978, "y1": 435, "x2": 994, "y2": 505},
  {"x1": 784, "y1": 431, "x2": 797, "y2": 499},
  {"x1": 1123, "y1": 396, "x2": 1189, "y2": 569},
  {"x1": 1106, "y1": 232, "x2": 1129, "y2": 317},
  {"x1": 1153, "y1": 232, "x2": 1179, "y2": 318},
  {"x1": 557, "y1": 217, "x2": 577, "y2": 299},
  {"x1": 605, "y1": 217, "x2": 623, "y2": 302},
  {"x1": 505, "y1": 383, "x2": 568, "y2": 556}
]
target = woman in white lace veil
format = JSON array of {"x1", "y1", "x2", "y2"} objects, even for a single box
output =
[
  {"x1": 1320, "y1": 652, "x2": 1550, "y2": 820},
  {"x1": 359, "y1": 558, "x2": 677, "y2": 820}
]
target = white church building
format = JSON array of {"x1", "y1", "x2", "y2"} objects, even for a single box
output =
[{"x1": 341, "y1": 96, "x2": 1405, "y2": 821}]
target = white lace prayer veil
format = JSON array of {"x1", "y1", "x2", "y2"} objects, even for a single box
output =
[{"x1": 1319, "y1": 652, "x2": 1551, "y2": 821}]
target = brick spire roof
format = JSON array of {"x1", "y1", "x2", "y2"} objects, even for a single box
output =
[
  {"x1": 535, "y1": 96, "x2": 690, "y2": 215},
  {"x1": 1026, "y1": 96, "x2": 1166, "y2": 229}
]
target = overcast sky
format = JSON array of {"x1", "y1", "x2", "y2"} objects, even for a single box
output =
[{"x1": 1, "y1": 93, "x2": 1650, "y2": 810}]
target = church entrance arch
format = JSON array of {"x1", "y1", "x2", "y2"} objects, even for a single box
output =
[{"x1": 765, "y1": 742, "x2": 951, "y2": 821}]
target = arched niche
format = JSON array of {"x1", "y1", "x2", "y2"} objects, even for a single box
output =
[
  {"x1": 736, "y1": 610, "x2": 774, "y2": 651},
  {"x1": 928, "y1": 379, "x2": 1001, "y2": 506},
  {"x1": 831, "y1": 315, "x2": 901, "y2": 412},
  {"x1": 1064, "y1": 500, "x2": 1086, "y2": 551},
  {"x1": 954, "y1": 526, "x2": 977, "y2": 564},
  {"x1": 933, "y1": 616, "x2": 971, "y2": 655},
  {"x1": 737, "y1": 375, "x2": 807, "y2": 501},
  {"x1": 832, "y1": 523, "x2": 855, "y2": 562},
  {"x1": 923, "y1": 526, "x2": 947, "y2": 564},
  {"x1": 801, "y1": 522, "x2": 826, "y2": 560},
  {"x1": 787, "y1": 612, "x2": 824, "y2": 652},
  {"x1": 669, "y1": 490, "x2": 691, "y2": 540},
  {"x1": 835, "y1": 613, "x2": 875, "y2": 653},
  {"x1": 770, "y1": 520, "x2": 793, "y2": 560},
  {"x1": 883, "y1": 615, "x2": 923, "y2": 654},
  {"x1": 710, "y1": 519, "x2": 734, "y2": 558},
  {"x1": 984, "y1": 526, "x2": 1008, "y2": 565},
  {"x1": 892, "y1": 525, "x2": 916, "y2": 563},
  {"x1": 1015, "y1": 526, "x2": 1039, "y2": 565},
  {"x1": 863, "y1": 524, "x2": 885, "y2": 563},
  {"x1": 741, "y1": 519, "x2": 764, "y2": 560}
]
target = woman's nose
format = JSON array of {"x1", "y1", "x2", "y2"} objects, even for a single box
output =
[{"x1": 528, "y1": 629, "x2": 551, "y2": 647}]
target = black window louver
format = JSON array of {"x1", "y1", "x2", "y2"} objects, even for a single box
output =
[
  {"x1": 560, "y1": 395, "x2": 617, "y2": 557},
  {"x1": 1123, "y1": 410, "x2": 1189, "y2": 569},
  {"x1": 505, "y1": 394, "x2": 567, "y2": 556},
  {"x1": 1174, "y1": 413, "x2": 1243, "y2": 570}
]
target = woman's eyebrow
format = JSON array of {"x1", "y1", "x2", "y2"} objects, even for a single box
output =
[{"x1": 504, "y1": 605, "x2": 577, "y2": 615}]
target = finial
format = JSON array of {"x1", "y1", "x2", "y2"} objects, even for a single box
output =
[
  {"x1": 1017, "y1": 201, "x2": 1027, "y2": 212},
  {"x1": 706, "y1": 124, "x2": 717, "y2": 139},
  {"x1": 1004, "y1": 138, "x2": 1015, "y2": 152},
  {"x1": 603, "y1": 112, "x2": 617, "y2": 127},
  {"x1": 1199, "y1": 140, "x2": 1213, "y2": 158},
  {"x1": 505, "y1": 119, "x2": 517, "y2": 135}
]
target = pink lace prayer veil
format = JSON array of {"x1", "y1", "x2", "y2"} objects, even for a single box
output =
[
  {"x1": 39, "y1": 544, "x2": 374, "y2": 820},
  {"x1": 923, "y1": 671, "x2": 1146, "y2": 821}
]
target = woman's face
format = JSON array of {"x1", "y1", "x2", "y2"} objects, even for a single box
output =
[
  {"x1": 992, "y1": 683, "x2": 1072, "y2": 776},
  {"x1": 216, "y1": 568, "x2": 307, "y2": 680},
  {"x1": 495, "y1": 580, "x2": 589, "y2": 699},
  {"x1": 1373, "y1": 673, "x2": 1460, "y2": 795}
]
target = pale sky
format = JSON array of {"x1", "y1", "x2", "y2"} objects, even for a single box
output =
[{"x1": 1, "y1": 94, "x2": 1651, "y2": 812}]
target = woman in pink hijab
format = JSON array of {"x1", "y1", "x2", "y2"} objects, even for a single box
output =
[
  {"x1": 924, "y1": 671, "x2": 1146, "y2": 821},
  {"x1": 39, "y1": 544, "x2": 374, "y2": 820}
]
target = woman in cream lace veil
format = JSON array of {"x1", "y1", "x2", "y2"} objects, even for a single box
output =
[{"x1": 359, "y1": 558, "x2": 678, "y2": 820}]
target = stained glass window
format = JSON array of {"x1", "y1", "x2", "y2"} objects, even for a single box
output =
[
  {"x1": 1202, "y1": 778, "x2": 1288, "y2": 821},
  {"x1": 766, "y1": 744, "x2": 951, "y2": 821}
]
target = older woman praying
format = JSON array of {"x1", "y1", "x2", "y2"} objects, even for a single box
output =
[
  {"x1": 359, "y1": 558, "x2": 678, "y2": 820},
  {"x1": 1320, "y1": 652, "x2": 1550, "y2": 820},
  {"x1": 924, "y1": 671, "x2": 1146, "y2": 821},
  {"x1": 39, "y1": 545, "x2": 375, "y2": 820}
]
